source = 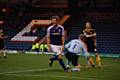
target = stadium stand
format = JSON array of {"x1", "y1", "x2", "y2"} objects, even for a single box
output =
[
  {"x1": 63, "y1": 13, "x2": 120, "y2": 54},
  {"x1": 0, "y1": 0, "x2": 120, "y2": 54}
]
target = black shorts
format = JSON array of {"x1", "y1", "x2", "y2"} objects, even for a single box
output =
[
  {"x1": 65, "y1": 51, "x2": 79, "y2": 66},
  {"x1": 86, "y1": 37, "x2": 96, "y2": 53},
  {"x1": 0, "y1": 40, "x2": 4, "y2": 49},
  {"x1": 0, "y1": 44, "x2": 4, "y2": 49}
]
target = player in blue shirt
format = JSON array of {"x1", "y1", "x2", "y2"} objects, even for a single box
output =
[{"x1": 47, "y1": 16, "x2": 67, "y2": 71}]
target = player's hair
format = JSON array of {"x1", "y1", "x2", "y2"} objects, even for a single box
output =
[
  {"x1": 79, "y1": 34, "x2": 86, "y2": 43},
  {"x1": 51, "y1": 15, "x2": 60, "y2": 21},
  {"x1": 85, "y1": 21, "x2": 92, "y2": 27}
]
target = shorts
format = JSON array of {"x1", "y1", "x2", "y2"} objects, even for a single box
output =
[
  {"x1": 65, "y1": 51, "x2": 79, "y2": 66},
  {"x1": 86, "y1": 37, "x2": 96, "y2": 53},
  {"x1": 50, "y1": 44, "x2": 62, "y2": 55},
  {"x1": 0, "y1": 41, "x2": 4, "y2": 50}
]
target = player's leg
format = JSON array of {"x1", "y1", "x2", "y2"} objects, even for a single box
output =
[
  {"x1": 0, "y1": 50, "x2": 7, "y2": 58},
  {"x1": 48, "y1": 47, "x2": 62, "y2": 67},
  {"x1": 58, "y1": 56, "x2": 67, "y2": 71},
  {"x1": 3, "y1": 49, "x2": 7, "y2": 58},
  {"x1": 49, "y1": 55, "x2": 58, "y2": 66},
  {"x1": 66, "y1": 59, "x2": 71, "y2": 69},
  {"x1": 0, "y1": 50, "x2": 1, "y2": 58},
  {"x1": 48, "y1": 44, "x2": 57, "y2": 66},
  {"x1": 0, "y1": 43, "x2": 7, "y2": 58},
  {"x1": 0, "y1": 44, "x2": 3, "y2": 58},
  {"x1": 95, "y1": 52, "x2": 102, "y2": 68},
  {"x1": 57, "y1": 46, "x2": 67, "y2": 71},
  {"x1": 94, "y1": 48, "x2": 101, "y2": 68},
  {"x1": 86, "y1": 44, "x2": 95, "y2": 68},
  {"x1": 49, "y1": 45, "x2": 67, "y2": 71},
  {"x1": 84, "y1": 51, "x2": 95, "y2": 68},
  {"x1": 88, "y1": 56, "x2": 95, "y2": 68},
  {"x1": 65, "y1": 51, "x2": 71, "y2": 69},
  {"x1": 71, "y1": 54, "x2": 80, "y2": 72},
  {"x1": 49, "y1": 54, "x2": 67, "y2": 71}
]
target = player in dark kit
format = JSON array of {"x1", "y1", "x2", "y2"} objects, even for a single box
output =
[
  {"x1": 47, "y1": 16, "x2": 67, "y2": 72},
  {"x1": 0, "y1": 28, "x2": 7, "y2": 58},
  {"x1": 83, "y1": 22, "x2": 101, "y2": 68}
]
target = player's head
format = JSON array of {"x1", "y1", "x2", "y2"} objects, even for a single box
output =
[
  {"x1": 85, "y1": 21, "x2": 92, "y2": 29},
  {"x1": 79, "y1": 34, "x2": 86, "y2": 43},
  {"x1": 51, "y1": 16, "x2": 60, "y2": 24}
]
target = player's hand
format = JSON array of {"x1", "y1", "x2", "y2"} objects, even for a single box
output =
[{"x1": 48, "y1": 46, "x2": 51, "y2": 52}]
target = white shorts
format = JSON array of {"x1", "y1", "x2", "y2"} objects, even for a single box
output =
[{"x1": 50, "y1": 44, "x2": 62, "y2": 55}]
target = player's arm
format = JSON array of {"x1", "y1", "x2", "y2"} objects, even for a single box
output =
[
  {"x1": 47, "y1": 28, "x2": 51, "y2": 52},
  {"x1": 62, "y1": 35, "x2": 65, "y2": 52},
  {"x1": 82, "y1": 42, "x2": 90, "y2": 57},
  {"x1": 81, "y1": 42, "x2": 93, "y2": 66},
  {"x1": 65, "y1": 41, "x2": 71, "y2": 49},
  {"x1": 0, "y1": 34, "x2": 8, "y2": 39},
  {"x1": 93, "y1": 35, "x2": 97, "y2": 51},
  {"x1": 83, "y1": 29, "x2": 96, "y2": 38},
  {"x1": 61, "y1": 26, "x2": 65, "y2": 52},
  {"x1": 83, "y1": 30, "x2": 87, "y2": 36},
  {"x1": 86, "y1": 33, "x2": 96, "y2": 38}
]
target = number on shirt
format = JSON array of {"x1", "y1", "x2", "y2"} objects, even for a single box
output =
[{"x1": 72, "y1": 44, "x2": 77, "y2": 50}]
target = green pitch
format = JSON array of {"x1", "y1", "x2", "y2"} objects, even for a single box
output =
[{"x1": 0, "y1": 53, "x2": 120, "y2": 80}]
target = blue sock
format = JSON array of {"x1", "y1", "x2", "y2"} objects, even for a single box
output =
[{"x1": 59, "y1": 59, "x2": 66, "y2": 70}]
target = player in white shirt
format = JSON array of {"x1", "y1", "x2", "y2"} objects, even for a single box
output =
[{"x1": 65, "y1": 34, "x2": 94, "y2": 72}]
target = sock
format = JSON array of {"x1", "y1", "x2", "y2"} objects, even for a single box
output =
[
  {"x1": 66, "y1": 60, "x2": 70, "y2": 66},
  {"x1": 96, "y1": 54, "x2": 101, "y2": 67},
  {"x1": 66, "y1": 60, "x2": 71, "y2": 69},
  {"x1": 89, "y1": 57, "x2": 95, "y2": 66},
  {"x1": 59, "y1": 59, "x2": 66, "y2": 70},
  {"x1": 3, "y1": 52, "x2": 6, "y2": 57}
]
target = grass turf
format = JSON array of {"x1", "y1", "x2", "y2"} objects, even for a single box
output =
[{"x1": 0, "y1": 53, "x2": 120, "y2": 80}]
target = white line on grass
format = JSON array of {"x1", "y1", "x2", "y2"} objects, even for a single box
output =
[
  {"x1": 0, "y1": 64, "x2": 113, "y2": 75},
  {"x1": 0, "y1": 68, "x2": 103, "y2": 80},
  {"x1": 6, "y1": 73, "x2": 101, "y2": 80},
  {"x1": 0, "y1": 64, "x2": 112, "y2": 75},
  {"x1": 0, "y1": 68, "x2": 52, "y2": 74}
]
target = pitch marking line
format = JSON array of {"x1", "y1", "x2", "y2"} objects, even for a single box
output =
[
  {"x1": 0, "y1": 64, "x2": 112, "y2": 75},
  {"x1": 6, "y1": 73, "x2": 102, "y2": 80},
  {"x1": 0, "y1": 68, "x2": 103, "y2": 80},
  {"x1": 0, "y1": 68, "x2": 52, "y2": 74}
]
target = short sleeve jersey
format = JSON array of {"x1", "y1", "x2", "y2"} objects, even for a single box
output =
[
  {"x1": 47, "y1": 24, "x2": 64, "y2": 45},
  {"x1": 65, "y1": 39, "x2": 89, "y2": 56}
]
